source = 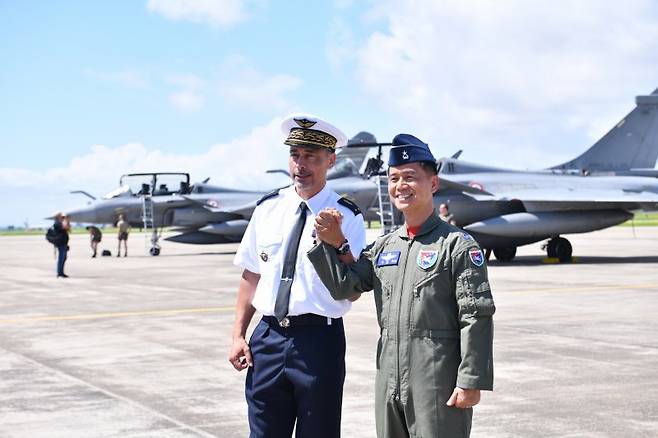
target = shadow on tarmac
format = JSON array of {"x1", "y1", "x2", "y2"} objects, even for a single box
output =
[{"x1": 489, "y1": 255, "x2": 658, "y2": 266}]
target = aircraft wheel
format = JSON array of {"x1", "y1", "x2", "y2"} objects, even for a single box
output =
[
  {"x1": 546, "y1": 239, "x2": 558, "y2": 258},
  {"x1": 493, "y1": 247, "x2": 517, "y2": 262},
  {"x1": 150, "y1": 247, "x2": 161, "y2": 256},
  {"x1": 554, "y1": 238, "x2": 572, "y2": 262}
]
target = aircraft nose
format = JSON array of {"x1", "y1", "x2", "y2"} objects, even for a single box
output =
[{"x1": 65, "y1": 206, "x2": 98, "y2": 223}]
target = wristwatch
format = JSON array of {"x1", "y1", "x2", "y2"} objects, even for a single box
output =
[{"x1": 336, "y1": 239, "x2": 351, "y2": 256}]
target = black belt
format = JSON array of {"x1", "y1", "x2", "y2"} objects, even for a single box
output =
[{"x1": 263, "y1": 314, "x2": 340, "y2": 328}]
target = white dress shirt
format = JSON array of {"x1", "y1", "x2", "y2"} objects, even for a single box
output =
[{"x1": 234, "y1": 184, "x2": 366, "y2": 318}]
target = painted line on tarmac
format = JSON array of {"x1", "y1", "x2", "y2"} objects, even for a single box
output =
[
  {"x1": 9, "y1": 349, "x2": 219, "y2": 438},
  {"x1": 507, "y1": 283, "x2": 657, "y2": 295},
  {"x1": 0, "y1": 306, "x2": 235, "y2": 325}
]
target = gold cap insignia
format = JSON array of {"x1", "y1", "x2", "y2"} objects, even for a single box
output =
[{"x1": 294, "y1": 118, "x2": 317, "y2": 129}]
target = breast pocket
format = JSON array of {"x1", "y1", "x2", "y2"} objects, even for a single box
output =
[
  {"x1": 257, "y1": 234, "x2": 283, "y2": 277},
  {"x1": 410, "y1": 266, "x2": 457, "y2": 330}
]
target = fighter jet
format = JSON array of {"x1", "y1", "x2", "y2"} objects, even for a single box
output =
[
  {"x1": 431, "y1": 88, "x2": 658, "y2": 262},
  {"x1": 64, "y1": 133, "x2": 378, "y2": 255}
]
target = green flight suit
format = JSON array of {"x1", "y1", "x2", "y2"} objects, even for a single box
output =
[{"x1": 307, "y1": 212, "x2": 495, "y2": 438}]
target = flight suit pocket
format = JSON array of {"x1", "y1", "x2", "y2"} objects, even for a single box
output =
[
  {"x1": 457, "y1": 268, "x2": 495, "y2": 318},
  {"x1": 411, "y1": 268, "x2": 456, "y2": 331}
]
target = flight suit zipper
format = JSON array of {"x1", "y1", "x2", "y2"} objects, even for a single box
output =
[{"x1": 395, "y1": 238, "x2": 414, "y2": 401}]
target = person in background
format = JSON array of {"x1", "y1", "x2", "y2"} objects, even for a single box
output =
[
  {"x1": 116, "y1": 213, "x2": 130, "y2": 257},
  {"x1": 53, "y1": 212, "x2": 71, "y2": 278},
  {"x1": 86, "y1": 225, "x2": 102, "y2": 258},
  {"x1": 439, "y1": 202, "x2": 457, "y2": 225}
]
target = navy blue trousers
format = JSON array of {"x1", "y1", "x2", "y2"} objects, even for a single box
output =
[
  {"x1": 246, "y1": 317, "x2": 346, "y2": 438},
  {"x1": 56, "y1": 245, "x2": 68, "y2": 276}
]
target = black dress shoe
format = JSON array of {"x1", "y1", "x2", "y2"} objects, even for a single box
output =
[{"x1": 57, "y1": 274, "x2": 69, "y2": 278}]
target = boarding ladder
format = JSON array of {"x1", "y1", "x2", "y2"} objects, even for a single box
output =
[
  {"x1": 141, "y1": 195, "x2": 160, "y2": 255},
  {"x1": 375, "y1": 175, "x2": 398, "y2": 235}
]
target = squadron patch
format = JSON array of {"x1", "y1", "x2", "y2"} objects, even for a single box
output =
[
  {"x1": 377, "y1": 251, "x2": 401, "y2": 267},
  {"x1": 417, "y1": 249, "x2": 438, "y2": 270},
  {"x1": 469, "y1": 248, "x2": 484, "y2": 267}
]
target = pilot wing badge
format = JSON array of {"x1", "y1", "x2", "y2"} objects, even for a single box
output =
[
  {"x1": 417, "y1": 249, "x2": 438, "y2": 270},
  {"x1": 377, "y1": 251, "x2": 401, "y2": 267}
]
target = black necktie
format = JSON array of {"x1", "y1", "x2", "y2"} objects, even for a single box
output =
[{"x1": 274, "y1": 202, "x2": 308, "y2": 321}]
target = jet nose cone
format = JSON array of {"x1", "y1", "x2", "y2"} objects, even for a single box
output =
[{"x1": 65, "y1": 206, "x2": 98, "y2": 223}]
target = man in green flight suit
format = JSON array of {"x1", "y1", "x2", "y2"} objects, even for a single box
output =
[{"x1": 307, "y1": 134, "x2": 495, "y2": 438}]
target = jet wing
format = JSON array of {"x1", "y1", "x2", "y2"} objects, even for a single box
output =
[
  {"x1": 437, "y1": 178, "x2": 493, "y2": 196},
  {"x1": 472, "y1": 188, "x2": 658, "y2": 211},
  {"x1": 179, "y1": 195, "x2": 258, "y2": 217}
]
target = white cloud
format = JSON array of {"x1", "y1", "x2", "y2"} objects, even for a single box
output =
[
  {"x1": 146, "y1": 0, "x2": 249, "y2": 28},
  {"x1": 326, "y1": 17, "x2": 356, "y2": 70},
  {"x1": 218, "y1": 56, "x2": 303, "y2": 113},
  {"x1": 169, "y1": 90, "x2": 206, "y2": 111},
  {"x1": 354, "y1": 0, "x2": 658, "y2": 168},
  {"x1": 0, "y1": 118, "x2": 291, "y2": 227}
]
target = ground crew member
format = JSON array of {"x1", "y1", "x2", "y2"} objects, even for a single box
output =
[
  {"x1": 228, "y1": 114, "x2": 367, "y2": 437},
  {"x1": 309, "y1": 134, "x2": 495, "y2": 438},
  {"x1": 116, "y1": 213, "x2": 130, "y2": 257},
  {"x1": 439, "y1": 202, "x2": 457, "y2": 225},
  {"x1": 86, "y1": 225, "x2": 102, "y2": 257}
]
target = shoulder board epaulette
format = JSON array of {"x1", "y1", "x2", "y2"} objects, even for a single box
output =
[
  {"x1": 338, "y1": 197, "x2": 362, "y2": 216},
  {"x1": 256, "y1": 189, "x2": 280, "y2": 206}
]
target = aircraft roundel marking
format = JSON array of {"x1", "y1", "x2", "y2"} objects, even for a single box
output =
[{"x1": 469, "y1": 182, "x2": 484, "y2": 191}]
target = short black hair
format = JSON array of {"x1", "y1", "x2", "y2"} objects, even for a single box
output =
[
  {"x1": 418, "y1": 161, "x2": 438, "y2": 175},
  {"x1": 387, "y1": 160, "x2": 438, "y2": 176}
]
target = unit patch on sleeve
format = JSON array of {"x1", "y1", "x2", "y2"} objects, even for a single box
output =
[
  {"x1": 469, "y1": 248, "x2": 485, "y2": 267},
  {"x1": 377, "y1": 251, "x2": 401, "y2": 267},
  {"x1": 417, "y1": 249, "x2": 438, "y2": 270}
]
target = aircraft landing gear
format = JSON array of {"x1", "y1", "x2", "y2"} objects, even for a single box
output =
[
  {"x1": 546, "y1": 237, "x2": 572, "y2": 262},
  {"x1": 149, "y1": 229, "x2": 161, "y2": 256},
  {"x1": 493, "y1": 247, "x2": 517, "y2": 262}
]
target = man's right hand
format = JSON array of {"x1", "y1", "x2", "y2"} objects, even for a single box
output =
[
  {"x1": 314, "y1": 208, "x2": 345, "y2": 248},
  {"x1": 228, "y1": 337, "x2": 252, "y2": 371}
]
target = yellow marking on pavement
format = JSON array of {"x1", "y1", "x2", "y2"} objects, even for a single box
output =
[
  {"x1": 507, "y1": 283, "x2": 657, "y2": 295},
  {"x1": 0, "y1": 306, "x2": 235, "y2": 325}
]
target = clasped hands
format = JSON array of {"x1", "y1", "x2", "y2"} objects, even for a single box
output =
[
  {"x1": 314, "y1": 207, "x2": 345, "y2": 248},
  {"x1": 314, "y1": 208, "x2": 360, "y2": 302}
]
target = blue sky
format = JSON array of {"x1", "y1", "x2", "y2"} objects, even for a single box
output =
[{"x1": 2, "y1": 0, "x2": 658, "y2": 227}]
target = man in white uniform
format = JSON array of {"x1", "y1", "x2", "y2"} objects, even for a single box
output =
[{"x1": 229, "y1": 114, "x2": 366, "y2": 438}]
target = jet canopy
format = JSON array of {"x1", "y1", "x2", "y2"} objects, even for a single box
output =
[{"x1": 102, "y1": 173, "x2": 192, "y2": 199}]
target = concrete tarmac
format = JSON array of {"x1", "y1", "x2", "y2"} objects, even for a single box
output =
[{"x1": 1, "y1": 227, "x2": 657, "y2": 437}]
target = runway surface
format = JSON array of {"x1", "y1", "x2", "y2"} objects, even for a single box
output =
[{"x1": 1, "y1": 226, "x2": 657, "y2": 437}]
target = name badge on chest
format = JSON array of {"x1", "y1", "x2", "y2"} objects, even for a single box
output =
[{"x1": 377, "y1": 251, "x2": 401, "y2": 267}]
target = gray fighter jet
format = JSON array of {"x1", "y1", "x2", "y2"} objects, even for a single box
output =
[
  {"x1": 432, "y1": 88, "x2": 658, "y2": 262},
  {"x1": 64, "y1": 133, "x2": 379, "y2": 255}
]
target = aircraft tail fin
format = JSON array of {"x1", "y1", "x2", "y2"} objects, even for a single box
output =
[{"x1": 551, "y1": 88, "x2": 658, "y2": 172}]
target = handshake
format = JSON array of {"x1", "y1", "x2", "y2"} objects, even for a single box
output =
[
  {"x1": 313, "y1": 207, "x2": 346, "y2": 249},
  {"x1": 313, "y1": 207, "x2": 361, "y2": 302}
]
